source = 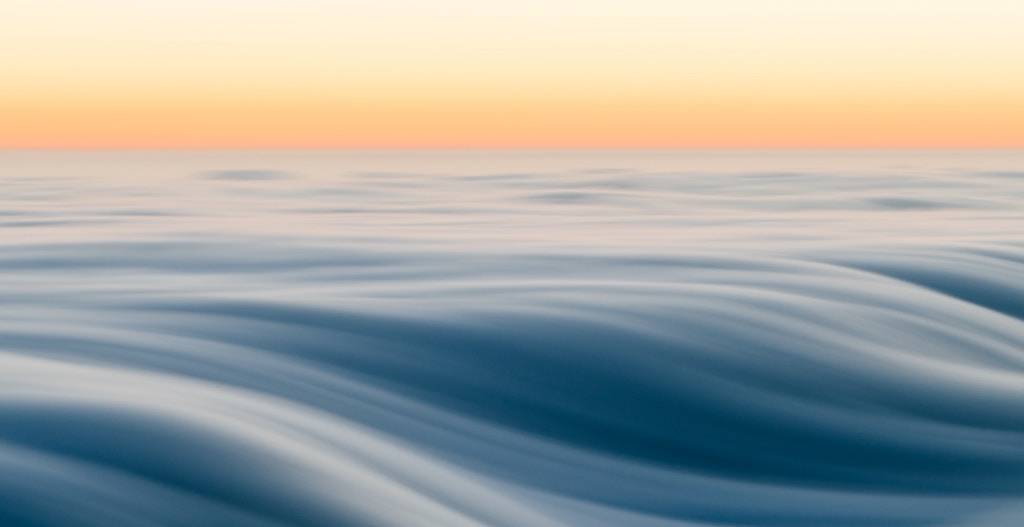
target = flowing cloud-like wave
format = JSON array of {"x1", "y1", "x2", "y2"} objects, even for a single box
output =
[{"x1": 0, "y1": 153, "x2": 1022, "y2": 526}]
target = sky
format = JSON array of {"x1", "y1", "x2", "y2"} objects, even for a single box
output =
[{"x1": 2, "y1": 0, "x2": 1022, "y2": 148}]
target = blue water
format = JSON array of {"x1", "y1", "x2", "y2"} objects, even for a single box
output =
[{"x1": 1, "y1": 150, "x2": 1023, "y2": 526}]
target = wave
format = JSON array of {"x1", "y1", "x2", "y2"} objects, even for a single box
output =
[
  {"x1": 0, "y1": 239, "x2": 1021, "y2": 526},
  {"x1": 1, "y1": 151, "x2": 1023, "y2": 525}
]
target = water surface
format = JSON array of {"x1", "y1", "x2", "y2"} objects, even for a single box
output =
[{"x1": 1, "y1": 150, "x2": 1023, "y2": 526}]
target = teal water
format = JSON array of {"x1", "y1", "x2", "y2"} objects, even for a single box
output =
[{"x1": 1, "y1": 150, "x2": 1023, "y2": 526}]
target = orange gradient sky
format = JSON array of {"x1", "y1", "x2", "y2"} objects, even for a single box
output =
[{"x1": 2, "y1": 0, "x2": 1023, "y2": 148}]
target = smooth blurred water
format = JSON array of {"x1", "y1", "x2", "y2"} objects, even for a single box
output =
[{"x1": 1, "y1": 150, "x2": 1023, "y2": 526}]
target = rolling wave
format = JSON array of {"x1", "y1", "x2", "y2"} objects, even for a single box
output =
[{"x1": 0, "y1": 151, "x2": 1022, "y2": 526}]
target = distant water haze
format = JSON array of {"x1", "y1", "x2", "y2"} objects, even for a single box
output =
[{"x1": 0, "y1": 150, "x2": 1023, "y2": 526}]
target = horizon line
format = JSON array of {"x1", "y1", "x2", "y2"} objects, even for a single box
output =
[{"x1": 4, "y1": 146, "x2": 1024, "y2": 153}]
